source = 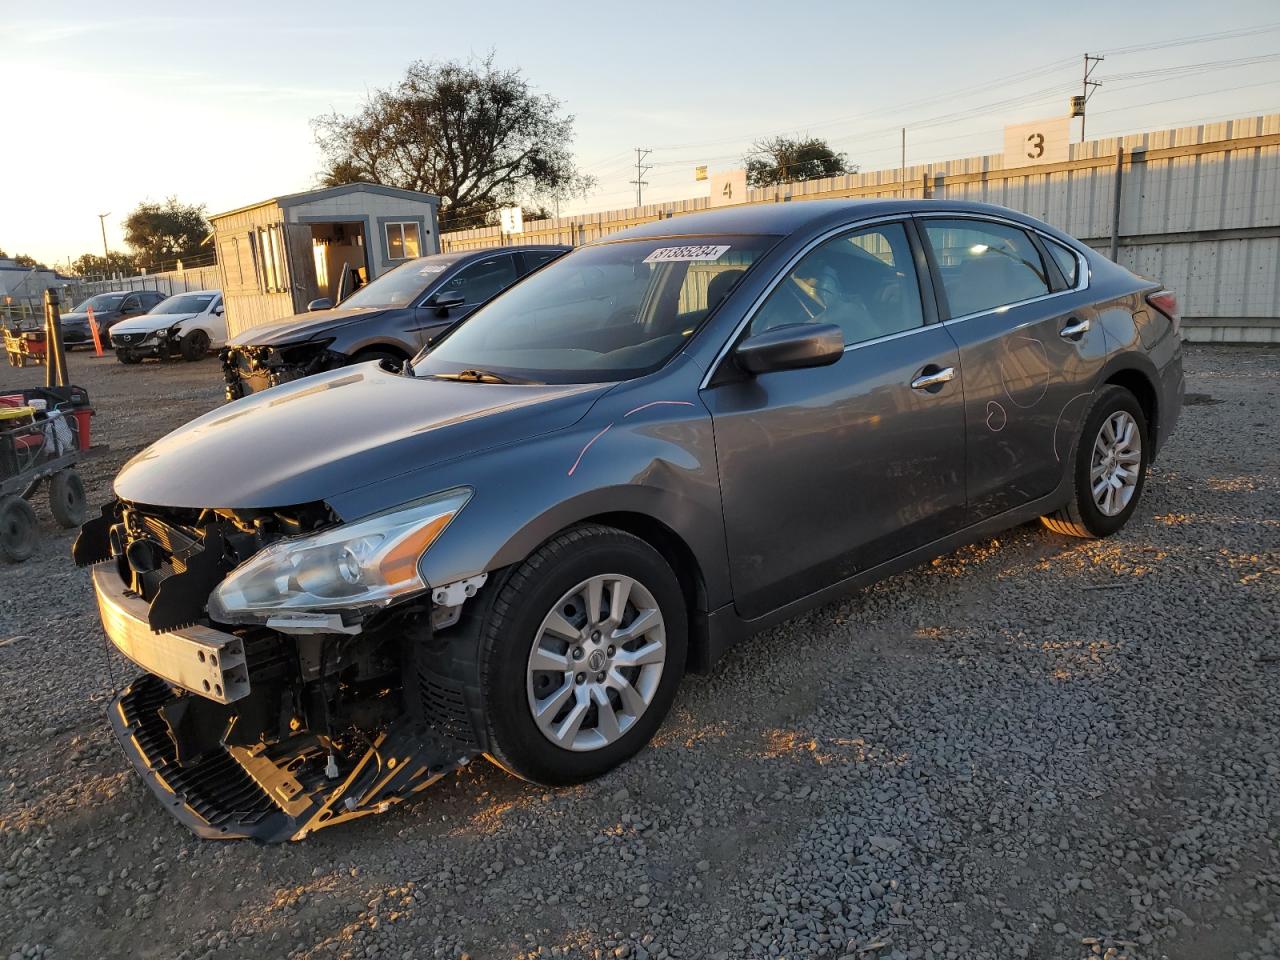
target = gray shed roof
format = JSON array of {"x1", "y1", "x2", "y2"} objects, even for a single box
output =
[{"x1": 211, "y1": 182, "x2": 441, "y2": 222}]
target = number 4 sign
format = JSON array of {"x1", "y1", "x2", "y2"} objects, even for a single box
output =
[
  {"x1": 709, "y1": 169, "x2": 748, "y2": 208},
  {"x1": 1003, "y1": 117, "x2": 1070, "y2": 168}
]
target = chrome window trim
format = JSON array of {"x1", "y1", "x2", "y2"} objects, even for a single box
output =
[
  {"x1": 699, "y1": 214, "x2": 921, "y2": 389},
  {"x1": 912, "y1": 212, "x2": 1091, "y2": 327}
]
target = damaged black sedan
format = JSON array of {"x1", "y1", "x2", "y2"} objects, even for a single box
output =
[{"x1": 77, "y1": 200, "x2": 1183, "y2": 841}]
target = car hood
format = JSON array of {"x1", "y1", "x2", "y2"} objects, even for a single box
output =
[
  {"x1": 60, "y1": 312, "x2": 101, "y2": 326},
  {"x1": 111, "y1": 312, "x2": 199, "y2": 335},
  {"x1": 114, "y1": 363, "x2": 608, "y2": 512},
  {"x1": 225, "y1": 307, "x2": 394, "y2": 349}
]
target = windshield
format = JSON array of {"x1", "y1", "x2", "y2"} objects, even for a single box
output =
[
  {"x1": 341, "y1": 257, "x2": 455, "y2": 309},
  {"x1": 149, "y1": 293, "x2": 215, "y2": 315},
  {"x1": 414, "y1": 236, "x2": 777, "y2": 384},
  {"x1": 72, "y1": 294, "x2": 125, "y2": 313}
]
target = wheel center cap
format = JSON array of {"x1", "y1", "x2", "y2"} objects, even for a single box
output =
[{"x1": 587, "y1": 649, "x2": 607, "y2": 672}]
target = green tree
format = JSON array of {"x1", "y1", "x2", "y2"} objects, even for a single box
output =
[
  {"x1": 313, "y1": 55, "x2": 594, "y2": 229},
  {"x1": 71, "y1": 251, "x2": 139, "y2": 279},
  {"x1": 122, "y1": 198, "x2": 209, "y2": 272},
  {"x1": 0, "y1": 250, "x2": 48, "y2": 269},
  {"x1": 744, "y1": 136, "x2": 852, "y2": 188}
]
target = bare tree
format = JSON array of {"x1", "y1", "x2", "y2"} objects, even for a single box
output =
[{"x1": 314, "y1": 55, "x2": 594, "y2": 228}]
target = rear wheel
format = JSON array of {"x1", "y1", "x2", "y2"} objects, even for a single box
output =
[
  {"x1": 181, "y1": 329, "x2": 211, "y2": 361},
  {"x1": 48, "y1": 469, "x2": 86, "y2": 529},
  {"x1": 0, "y1": 495, "x2": 38, "y2": 563},
  {"x1": 1042, "y1": 385, "x2": 1149, "y2": 538},
  {"x1": 479, "y1": 525, "x2": 687, "y2": 785}
]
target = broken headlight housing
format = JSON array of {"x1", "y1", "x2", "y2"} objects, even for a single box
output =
[{"x1": 207, "y1": 488, "x2": 471, "y2": 625}]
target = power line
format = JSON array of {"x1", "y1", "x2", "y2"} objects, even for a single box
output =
[{"x1": 1098, "y1": 21, "x2": 1280, "y2": 56}]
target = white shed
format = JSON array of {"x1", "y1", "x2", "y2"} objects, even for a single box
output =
[{"x1": 210, "y1": 183, "x2": 442, "y2": 338}]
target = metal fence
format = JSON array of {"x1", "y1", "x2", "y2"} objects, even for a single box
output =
[
  {"x1": 59, "y1": 264, "x2": 222, "y2": 309},
  {"x1": 440, "y1": 113, "x2": 1280, "y2": 343}
]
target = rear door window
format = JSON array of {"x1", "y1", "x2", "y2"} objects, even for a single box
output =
[
  {"x1": 518, "y1": 249, "x2": 563, "y2": 274},
  {"x1": 442, "y1": 255, "x2": 518, "y2": 304},
  {"x1": 921, "y1": 219, "x2": 1052, "y2": 318}
]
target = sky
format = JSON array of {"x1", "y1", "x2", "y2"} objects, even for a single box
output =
[{"x1": 3, "y1": 0, "x2": 1279, "y2": 268}]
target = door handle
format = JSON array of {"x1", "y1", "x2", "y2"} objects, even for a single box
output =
[
  {"x1": 910, "y1": 366, "x2": 956, "y2": 391},
  {"x1": 1059, "y1": 317, "x2": 1091, "y2": 339}
]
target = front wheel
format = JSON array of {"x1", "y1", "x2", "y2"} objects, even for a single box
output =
[
  {"x1": 181, "y1": 329, "x2": 211, "y2": 361},
  {"x1": 1042, "y1": 384, "x2": 1149, "y2": 538},
  {"x1": 478, "y1": 525, "x2": 687, "y2": 785}
]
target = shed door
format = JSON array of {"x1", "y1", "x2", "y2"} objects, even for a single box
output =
[{"x1": 284, "y1": 222, "x2": 319, "y2": 314}]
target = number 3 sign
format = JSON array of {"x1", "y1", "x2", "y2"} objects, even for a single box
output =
[{"x1": 1003, "y1": 117, "x2": 1070, "y2": 167}]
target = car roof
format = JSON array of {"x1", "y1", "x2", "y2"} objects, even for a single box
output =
[
  {"x1": 596, "y1": 199, "x2": 1050, "y2": 243},
  {"x1": 452, "y1": 244, "x2": 570, "y2": 262},
  {"x1": 159, "y1": 289, "x2": 220, "y2": 297}
]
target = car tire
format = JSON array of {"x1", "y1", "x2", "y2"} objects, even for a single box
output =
[
  {"x1": 477, "y1": 524, "x2": 687, "y2": 786},
  {"x1": 115, "y1": 349, "x2": 142, "y2": 365},
  {"x1": 48, "y1": 470, "x2": 87, "y2": 529},
  {"x1": 181, "y1": 330, "x2": 210, "y2": 362},
  {"x1": 0, "y1": 494, "x2": 39, "y2": 563},
  {"x1": 1042, "y1": 384, "x2": 1149, "y2": 539}
]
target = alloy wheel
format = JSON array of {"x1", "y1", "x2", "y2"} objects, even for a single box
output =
[
  {"x1": 1090, "y1": 410, "x2": 1142, "y2": 516},
  {"x1": 526, "y1": 574, "x2": 667, "y2": 752}
]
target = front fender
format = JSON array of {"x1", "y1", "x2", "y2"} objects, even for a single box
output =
[{"x1": 325, "y1": 366, "x2": 732, "y2": 611}]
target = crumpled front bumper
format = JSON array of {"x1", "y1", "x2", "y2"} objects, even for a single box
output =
[
  {"x1": 110, "y1": 675, "x2": 474, "y2": 842},
  {"x1": 220, "y1": 343, "x2": 344, "y2": 401},
  {"x1": 93, "y1": 560, "x2": 478, "y2": 842}
]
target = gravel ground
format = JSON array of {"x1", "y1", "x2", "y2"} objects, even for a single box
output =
[{"x1": 1, "y1": 346, "x2": 1277, "y2": 960}]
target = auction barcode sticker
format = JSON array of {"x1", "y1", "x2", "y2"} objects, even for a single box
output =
[{"x1": 643, "y1": 244, "x2": 731, "y2": 264}]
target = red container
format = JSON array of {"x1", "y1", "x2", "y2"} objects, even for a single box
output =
[
  {"x1": 72, "y1": 408, "x2": 93, "y2": 451},
  {"x1": 0, "y1": 395, "x2": 22, "y2": 408}
]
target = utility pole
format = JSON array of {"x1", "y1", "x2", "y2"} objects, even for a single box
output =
[
  {"x1": 97, "y1": 212, "x2": 111, "y2": 266},
  {"x1": 900, "y1": 128, "x2": 906, "y2": 198},
  {"x1": 630, "y1": 148, "x2": 652, "y2": 207},
  {"x1": 1080, "y1": 53, "x2": 1104, "y2": 143}
]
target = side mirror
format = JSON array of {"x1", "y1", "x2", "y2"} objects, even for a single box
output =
[
  {"x1": 734, "y1": 323, "x2": 844, "y2": 376},
  {"x1": 214, "y1": 304, "x2": 224, "y2": 316},
  {"x1": 426, "y1": 289, "x2": 465, "y2": 314},
  {"x1": 307, "y1": 298, "x2": 334, "y2": 312}
]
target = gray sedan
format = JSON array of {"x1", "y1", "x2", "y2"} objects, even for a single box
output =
[{"x1": 77, "y1": 199, "x2": 1183, "y2": 840}]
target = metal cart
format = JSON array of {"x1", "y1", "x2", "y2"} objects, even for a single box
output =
[
  {"x1": 0, "y1": 389, "x2": 96, "y2": 562},
  {"x1": 4, "y1": 324, "x2": 47, "y2": 368}
]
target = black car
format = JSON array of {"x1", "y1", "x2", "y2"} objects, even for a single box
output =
[
  {"x1": 221, "y1": 246, "x2": 569, "y2": 400},
  {"x1": 60, "y1": 290, "x2": 167, "y2": 347}
]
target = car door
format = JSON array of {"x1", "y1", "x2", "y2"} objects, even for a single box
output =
[
  {"x1": 917, "y1": 216, "x2": 1109, "y2": 521},
  {"x1": 411, "y1": 254, "x2": 519, "y2": 348},
  {"x1": 702, "y1": 219, "x2": 967, "y2": 621},
  {"x1": 207, "y1": 296, "x2": 227, "y2": 345}
]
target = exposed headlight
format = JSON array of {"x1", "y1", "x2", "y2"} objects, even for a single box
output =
[{"x1": 207, "y1": 488, "x2": 471, "y2": 624}]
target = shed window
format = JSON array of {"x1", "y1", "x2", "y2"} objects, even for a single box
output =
[
  {"x1": 384, "y1": 221, "x2": 421, "y2": 261},
  {"x1": 252, "y1": 224, "x2": 288, "y2": 293}
]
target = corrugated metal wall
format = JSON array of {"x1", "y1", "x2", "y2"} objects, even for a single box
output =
[{"x1": 441, "y1": 113, "x2": 1280, "y2": 343}]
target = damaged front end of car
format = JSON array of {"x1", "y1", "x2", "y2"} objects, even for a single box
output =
[
  {"x1": 73, "y1": 490, "x2": 488, "y2": 842},
  {"x1": 221, "y1": 339, "x2": 345, "y2": 401}
]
